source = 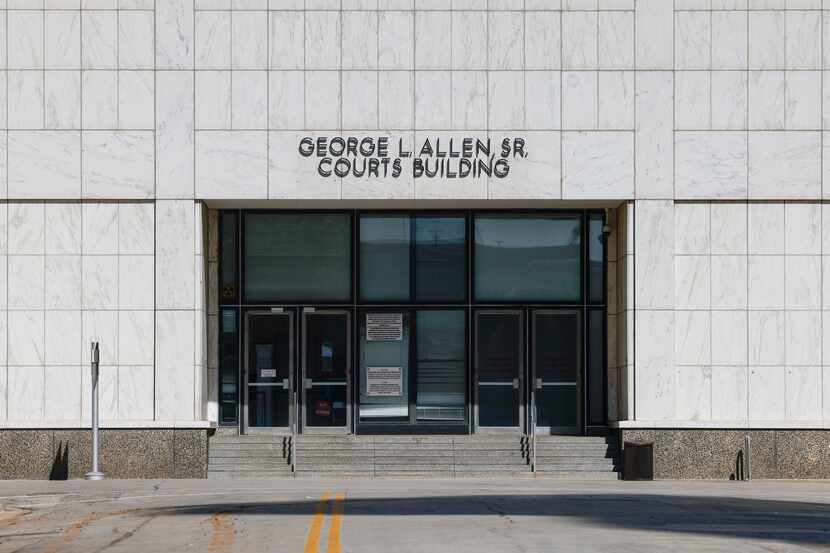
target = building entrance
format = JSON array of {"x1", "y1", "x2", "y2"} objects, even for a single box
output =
[{"x1": 243, "y1": 310, "x2": 294, "y2": 432}]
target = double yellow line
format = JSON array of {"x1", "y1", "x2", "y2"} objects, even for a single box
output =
[{"x1": 304, "y1": 492, "x2": 346, "y2": 553}]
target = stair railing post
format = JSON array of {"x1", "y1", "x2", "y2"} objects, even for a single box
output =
[{"x1": 530, "y1": 383, "x2": 536, "y2": 473}]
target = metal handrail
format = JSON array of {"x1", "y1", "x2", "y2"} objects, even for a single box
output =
[{"x1": 530, "y1": 384, "x2": 537, "y2": 473}]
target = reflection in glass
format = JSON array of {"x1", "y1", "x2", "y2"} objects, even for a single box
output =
[
  {"x1": 477, "y1": 313, "x2": 520, "y2": 427},
  {"x1": 219, "y1": 308, "x2": 239, "y2": 424},
  {"x1": 305, "y1": 314, "x2": 348, "y2": 427},
  {"x1": 415, "y1": 216, "x2": 466, "y2": 302},
  {"x1": 247, "y1": 313, "x2": 291, "y2": 427},
  {"x1": 220, "y1": 212, "x2": 238, "y2": 303},
  {"x1": 534, "y1": 311, "x2": 580, "y2": 431},
  {"x1": 416, "y1": 310, "x2": 466, "y2": 421},
  {"x1": 474, "y1": 215, "x2": 582, "y2": 302},
  {"x1": 244, "y1": 213, "x2": 351, "y2": 302},
  {"x1": 360, "y1": 216, "x2": 410, "y2": 301},
  {"x1": 359, "y1": 312, "x2": 410, "y2": 419},
  {"x1": 588, "y1": 213, "x2": 605, "y2": 303},
  {"x1": 587, "y1": 308, "x2": 605, "y2": 425}
]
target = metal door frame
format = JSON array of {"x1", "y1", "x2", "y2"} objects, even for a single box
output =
[
  {"x1": 531, "y1": 308, "x2": 581, "y2": 436},
  {"x1": 301, "y1": 308, "x2": 352, "y2": 434},
  {"x1": 242, "y1": 309, "x2": 295, "y2": 434},
  {"x1": 473, "y1": 309, "x2": 525, "y2": 434}
]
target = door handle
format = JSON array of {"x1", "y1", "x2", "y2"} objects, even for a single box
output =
[
  {"x1": 282, "y1": 378, "x2": 290, "y2": 390},
  {"x1": 512, "y1": 378, "x2": 519, "y2": 389},
  {"x1": 304, "y1": 378, "x2": 312, "y2": 390},
  {"x1": 535, "y1": 378, "x2": 543, "y2": 390}
]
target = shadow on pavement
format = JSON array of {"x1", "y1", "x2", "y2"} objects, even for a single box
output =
[{"x1": 147, "y1": 493, "x2": 830, "y2": 546}]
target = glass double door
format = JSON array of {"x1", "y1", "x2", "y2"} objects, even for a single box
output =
[
  {"x1": 474, "y1": 309, "x2": 581, "y2": 434},
  {"x1": 243, "y1": 309, "x2": 351, "y2": 434}
]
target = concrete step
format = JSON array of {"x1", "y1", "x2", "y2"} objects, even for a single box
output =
[
  {"x1": 535, "y1": 471, "x2": 620, "y2": 480},
  {"x1": 535, "y1": 436, "x2": 617, "y2": 445},
  {"x1": 210, "y1": 435, "x2": 289, "y2": 445},
  {"x1": 295, "y1": 450, "x2": 374, "y2": 458},
  {"x1": 208, "y1": 469, "x2": 293, "y2": 479},
  {"x1": 209, "y1": 447, "x2": 288, "y2": 457},
  {"x1": 535, "y1": 462, "x2": 620, "y2": 471}
]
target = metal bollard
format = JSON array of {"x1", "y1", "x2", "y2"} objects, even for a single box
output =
[{"x1": 85, "y1": 342, "x2": 106, "y2": 481}]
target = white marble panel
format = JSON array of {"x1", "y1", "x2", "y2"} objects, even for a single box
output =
[
  {"x1": 415, "y1": 11, "x2": 450, "y2": 70},
  {"x1": 785, "y1": 366, "x2": 822, "y2": 420},
  {"x1": 232, "y1": 71, "x2": 268, "y2": 130},
  {"x1": 635, "y1": 72, "x2": 673, "y2": 198},
  {"x1": 675, "y1": 71, "x2": 709, "y2": 131},
  {"x1": 305, "y1": 71, "x2": 341, "y2": 130},
  {"x1": 8, "y1": 203, "x2": 44, "y2": 255},
  {"x1": 635, "y1": 0, "x2": 672, "y2": 69},
  {"x1": 748, "y1": 255, "x2": 785, "y2": 309},
  {"x1": 711, "y1": 256, "x2": 747, "y2": 309},
  {"x1": 675, "y1": 255, "x2": 710, "y2": 310},
  {"x1": 634, "y1": 310, "x2": 675, "y2": 420},
  {"x1": 156, "y1": 200, "x2": 196, "y2": 310},
  {"x1": 711, "y1": 11, "x2": 747, "y2": 70},
  {"x1": 8, "y1": 11, "x2": 43, "y2": 69},
  {"x1": 748, "y1": 367, "x2": 785, "y2": 420},
  {"x1": 379, "y1": 11, "x2": 413, "y2": 69},
  {"x1": 785, "y1": 203, "x2": 821, "y2": 254},
  {"x1": 82, "y1": 202, "x2": 117, "y2": 255},
  {"x1": 748, "y1": 203, "x2": 784, "y2": 254},
  {"x1": 269, "y1": 131, "x2": 344, "y2": 199},
  {"x1": 562, "y1": 131, "x2": 633, "y2": 199},
  {"x1": 525, "y1": 11, "x2": 560, "y2": 70},
  {"x1": 195, "y1": 12, "x2": 231, "y2": 69},
  {"x1": 119, "y1": 310, "x2": 154, "y2": 365},
  {"x1": 45, "y1": 12, "x2": 80, "y2": 70},
  {"x1": 156, "y1": 310, "x2": 196, "y2": 420},
  {"x1": 82, "y1": 255, "x2": 117, "y2": 309},
  {"x1": 676, "y1": 366, "x2": 712, "y2": 420},
  {"x1": 45, "y1": 256, "x2": 82, "y2": 310},
  {"x1": 8, "y1": 70, "x2": 44, "y2": 129},
  {"x1": 416, "y1": 71, "x2": 452, "y2": 129},
  {"x1": 82, "y1": 11, "x2": 117, "y2": 69},
  {"x1": 8, "y1": 367, "x2": 44, "y2": 420},
  {"x1": 634, "y1": 200, "x2": 674, "y2": 309},
  {"x1": 118, "y1": 255, "x2": 154, "y2": 310},
  {"x1": 81, "y1": 71, "x2": 117, "y2": 130},
  {"x1": 44, "y1": 71, "x2": 81, "y2": 130},
  {"x1": 711, "y1": 366, "x2": 748, "y2": 421},
  {"x1": 748, "y1": 131, "x2": 821, "y2": 199},
  {"x1": 562, "y1": 72, "x2": 597, "y2": 130},
  {"x1": 675, "y1": 11, "x2": 710, "y2": 70},
  {"x1": 675, "y1": 310, "x2": 711, "y2": 366},
  {"x1": 44, "y1": 366, "x2": 81, "y2": 420},
  {"x1": 711, "y1": 71, "x2": 748, "y2": 130},
  {"x1": 156, "y1": 0, "x2": 195, "y2": 69},
  {"x1": 118, "y1": 71, "x2": 154, "y2": 130},
  {"x1": 598, "y1": 71, "x2": 633, "y2": 130},
  {"x1": 195, "y1": 131, "x2": 268, "y2": 198},
  {"x1": 45, "y1": 203, "x2": 81, "y2": 255},
  {"x1": 82, "y1": 310, "x2": 117, "y2": 364},
  {"x1": 45, "y1": 310, "x2": 81, "y2": 365},
  {"x1": 786, "y1": 310, "x2": 821, "y2": 365},
  {"x1": 8, "y1": 311, "x2": 44, "y2": 366},
  {"x1": 156, "y1": 72, "x2": 195, "y2": 199},
  {"x1": 711, "y1": 311, "x2": 748, "y2": 365},
  {"x1": 711, "y1": 203, "x2": 747, "y2": 254},
  {"x1": 0, "y1": 74, "x2": 6, "y2": 130},
  {"x1": 749, "y1": 71, "x2": 784, "y2": 130},
  {"x1": 342, "y1": 11, "x2": 377, "y2": 70},
  {"x1": 8, "y1": 256, "x2": 44, "y2": 310},
  {"x1": 118, "y1": 204, "x2": 154, "y2": 256},
  {"x1": 118, "y1": 11, "x2": 154, "y2": 69},
  {"x1": 269, "y1": 12, "x2": 304, "y2": 70},
  {"x1": 598, "y1": 11, "x2": 633, "y2": 70},
  {"x1": 232, "y1": 12, "x2": 268, "y2": 70},
  {"x1": 82, "y1": 131, "x2": 155, "y2": 199},
  {"x1": 450, "y1": 71, "x2": 487, "y2": 130},
  {"x1": 786, "y1": 11, "x2": 821, "y2": 70},
  {"x1": 488, "y1": 11, "x2": 523, "y2": 70},
  {"x1": 674, "y1": 203, "x2": 710, "y2": 255},
  {"x1": 118, "y1": 365, "x2": 154, "y2": 420},
  {"x1": 342, "y1": 71, "x2": 379, "y2": 130},
  {"x1": 749, "y1": 11, "x2": 784, "y2": 70},
  {"x1": 562, "y1": 11, "x2": 597, "y2": 70},
  {"x1": 786, "y1": 71, "x2": 821, "y2": 130},
  {"x1": 268, "y1": 71, "x2": 303, "y2": 130},
  {"x1": 305, "y1": 11, "x2": 340, "y2": 70},
  {"x1": 488, "y1": 131, "x2": 561, "y2": 199}
]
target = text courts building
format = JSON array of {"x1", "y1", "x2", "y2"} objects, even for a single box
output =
[{"x1": 2, "y1": 0, "x2": 830, "y2": 478}]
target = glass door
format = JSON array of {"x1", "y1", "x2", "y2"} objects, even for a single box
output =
[
  {"x1": 532, "y1": 310, "x2": 581, "y2": 435},
  {"x1": 243, "y1": 310, "x2": 294, "y2": 432},
  {"x1": 475, "y1": 310, "x2": 523, "y2": 432},
  {"x1": 302, "y1": 309, "x2": 351, "y2": 433}
]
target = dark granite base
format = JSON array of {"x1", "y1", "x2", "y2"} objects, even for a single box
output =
[
  {"x1": 620, "y1": 429, "x2": 830, "y2": 479},
  {"x1": 0, "y1": 429, "x2": 208, "y2": 480}
]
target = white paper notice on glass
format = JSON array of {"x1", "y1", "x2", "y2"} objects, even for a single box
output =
[
  {"x1": 260, "y1": 369, "x2": 277, "y2": 378},
  {"x1": 366, "y1": 367, "x2": 403, "y2": 396},
  {"x1": 366, "y1": 313, "x2": 403, "y2": 341}
]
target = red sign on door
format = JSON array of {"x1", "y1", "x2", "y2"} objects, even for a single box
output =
[{"x1": 314, "y1": 400, "x2": 331, "y2": 417}]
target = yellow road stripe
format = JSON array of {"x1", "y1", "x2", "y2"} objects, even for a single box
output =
[
  {"x1": 304, "y1": 492, "x2": 331, "y2": 553},
  {"x1": 326, "y1": 493, "x2": 346, "y2": 553}
]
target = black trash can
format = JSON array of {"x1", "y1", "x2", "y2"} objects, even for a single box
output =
[{"x1": 623, "y1": 441, "x2": 654, "y2": 481}]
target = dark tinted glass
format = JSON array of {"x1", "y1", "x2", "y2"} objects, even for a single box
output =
[
  {"x1": 416, "y1": 310, "x2": 466, "y2": 421},
  {"x1": 415, "y1": 216, "x2": 466, "y2": 302},
  {"x1": 220, "y1": 212, "x2": 238, "y2": 304},
  {"x1": 244, "y1": 213, "x2": 351, "y2": 302},
  {"x1": 588, "y1": 213, "x2": 605, "y2": 303},
  {"x1": 219, "y1": 308, "x2": 239, "y2": 424},
  {"x1": 587, "y1": 308, "x2": 605, "y2": 425},
  {"x1": 359, "y1": 215, "x2": 410, "y2": 301},
  {"x1": 474, "y1": 215, "x2": 581, "y2": 302}
]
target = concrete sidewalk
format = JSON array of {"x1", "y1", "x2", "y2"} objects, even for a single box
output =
[{"x1": 0, "y1": 479, "x2": 827, "y2": 552}]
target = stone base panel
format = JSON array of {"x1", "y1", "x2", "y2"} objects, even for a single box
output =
[
  {"x1": 621, "y1": 429, "x2": 830, "y2": 480},
  {"x1": 0, "y1": 429, "x2": 207, "y2": 480}
]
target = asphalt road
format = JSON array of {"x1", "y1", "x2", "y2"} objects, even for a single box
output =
[{"x1": 0, "y1": 479, "x2": 827, "y2": 552}]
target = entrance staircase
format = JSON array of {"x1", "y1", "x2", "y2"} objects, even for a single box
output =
[{"x1": 207, "y1": 432, "x2": 621, "y2": 479}]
